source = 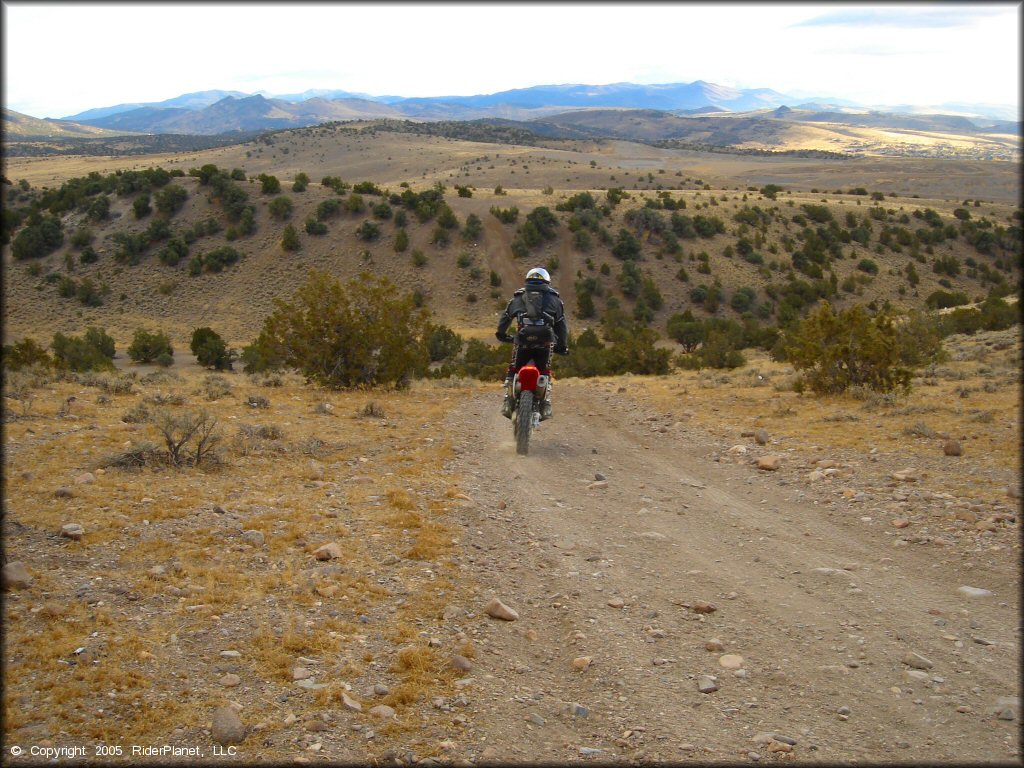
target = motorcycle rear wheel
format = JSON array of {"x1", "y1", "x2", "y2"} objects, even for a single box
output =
[{"x1": 514, "y1": 390, "x2": 533, "y2": 455}]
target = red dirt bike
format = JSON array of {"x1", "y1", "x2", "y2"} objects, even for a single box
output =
[{"x1": 508, "y1": 354, "x2": 552, "y2": 456}]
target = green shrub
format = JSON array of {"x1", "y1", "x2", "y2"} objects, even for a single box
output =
[
  {"x1": 12, "y1": 215, "x2": 63, "y2": 260},
  {"x1": 2, "y1": 337, "x2": 53, "y2": 371},
  {"x1": 243, "y1": 271, "x2": 431, "y2": 388},
  {"x1": 268, "y1": 196, "x2": 293, "y2": 220},
  {"x1": 431, "y1": 225, "x2": 450, "y2": 247},
  {"x1": 425, "y1": 324, "x2": 463, "y2": 362},
  {"x1": 782, "y1": 302, "x2": 912, "y2": 394},
  {"x1": 666, "y1": 312, "x2": 703, "y2": 353},
  {"x1": 939, "y1": 296, "x2": 1020, "y2": 335},
  {"x1": 200, "y1": 246, "x2": 241, "y2": 272},
  {"x1": 801, "y1": 203, "x2": 833, "y2": 223},
  {"x1": 158, "y1": 239, "x2": 189, "y2": 268},
  {"x1": 154, "y1": 184, "x2": 187, "y2": 216},
  {"x1": 730, "y1": 287, "x2": 757, "y2": 313},
  {"x1": 70, "y1": 227, "x2": 95, "y2": 249},
  {"x1": 281, "y1": 224, "x2": 300, "y2": 252},
  {"x1": 259, "y1": 174, "x2": 281, "y2": 194},
  {"x1": 86, "y1": 195, "x2": 111, "y2": 221},
  {"x1": 133, "y1": 194, "x2": 152, "y2": 219},
  {"x1": 128, "y1": 328, "x2": 174, "y2": 364},
  {"x1": 145, "y1": 217, "x2": 172, "y2": 243},
  {"x1": 352, "y1": 181, "x2": 383, "y2": 196},
  {"x1": 317, "y1": 198, "x2": 342, "y2": 221},
  {"x1": 394, "y1": 228, "x2": 409, "y2": 252},
  {"x1": 462, "y1": 213, "x2": 482, "y2": 242},
  {"x1": 76, "y1": 278, "x2": 103, "y2": 307},
  {"x1": 321, "y1": 176, "x2": 348, "y2": 194},
  {"x1": 51, "y1": 331, "x2": 116, "y2": 372},
  {"x1": 932, "y1": 254, "x2": 961, "y2": 277},
  {"x1": 894, "y1": 311, "x2": 947, "y2": 368},
  {"x1": 190, "y1": 327, "x2": 235, "y2": 370},
  {"x1": 356, "y1": 220, "x2": 380, "y2": 241},
  {"x1": 437, "y1": 204, "x2": 459, "y2": 230},
  {"x1": 612, "y1": 228, "x2": 642, "y2": 260},
  {"x1": 925, "y1": 290, "x2": 969, "y2": 310},
  {"x1": 344, "y1": 193, "x2": 365, "y2": 214},
  {"x1": 489, "y1": 206, "x2": 518, "y2": 223},
  {"x1": 57, "y1": 275, "x2": 78, "y2": 298},
  {"x1": 697, "y1": 330, "x2": 746, "y2": 369}
]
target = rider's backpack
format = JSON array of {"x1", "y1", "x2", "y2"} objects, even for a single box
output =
[{"x1": 516, "y1": 289, "x2": 556, "y2": 346}]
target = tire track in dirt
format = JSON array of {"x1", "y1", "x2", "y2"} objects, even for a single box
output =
[{"x1": 442, "y1": 381, "x2": 1020, "y2": 763}]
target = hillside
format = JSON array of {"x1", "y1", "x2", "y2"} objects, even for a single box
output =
[
  {"x1": 78, "y1": 95, "x2": 405, "y2": 135},
  {"x1": 1, "y1": 108, "x2": 136, "y2": 139},
  {"x1": 529, "y1": 109, "x2": 1021, "y2": 162},
  {"x1": 2, "y1": 126, "x2": 1020, "y2": 353}
]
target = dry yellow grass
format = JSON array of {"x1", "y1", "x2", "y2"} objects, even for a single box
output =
[
  {"x1": 632, "y1": 327, "x2": 1019, "y2": 503},
  {"x1": 2, "y1": 363, "x2": 481, "y2": 757}
]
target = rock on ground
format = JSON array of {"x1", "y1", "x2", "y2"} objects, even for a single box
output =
[
  {"x1": 484, "y1": 598, "x2": 519, "y2": 621},
  {"x1": 313, "y1": 542, "x2": 343, "y2": 561},
  {"x1": 2, "y1": 562, "x2": 32, "y2": 590},
  {"x1": 211, "y1": 706, "x2": 246, "y2": 745}
]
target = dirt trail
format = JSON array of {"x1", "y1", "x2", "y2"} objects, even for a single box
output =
[{"x1": 441, "y1": 381, "x2": 1020, "y2": 763}]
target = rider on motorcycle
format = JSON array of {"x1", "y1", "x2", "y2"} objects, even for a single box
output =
[{"x1": 495, "y1": 267, "x2": 569, "y2": 420}]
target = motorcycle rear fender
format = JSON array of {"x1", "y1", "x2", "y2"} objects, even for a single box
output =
[{"x1": 516, "y1": 364, "x2": 541, "y2": 392}]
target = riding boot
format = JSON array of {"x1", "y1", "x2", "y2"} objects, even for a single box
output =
[{"x1": 540, "y1": 380, "x2": 553, "y2": 420}]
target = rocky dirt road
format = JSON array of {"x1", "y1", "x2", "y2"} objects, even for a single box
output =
[{"x1": 441, "y1": 381, "x2": 1020, "y2": 764}]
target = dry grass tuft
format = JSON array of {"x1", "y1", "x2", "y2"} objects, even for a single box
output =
[
  {"x1": 903, "y1": 421, "x2": 938, "y2": 439},
  {"x1": 100, "y1": 441, "x2": 164, "y2": 469},
  {"x1": 405, "y1": 524, "x2": 451, "y2": 561},
  {"x1": 360, "y1": 401, "x2": 386, "y2": 418},
  {"x1": 386, "y1": 488, "x2": 417, "y2": 511},
  {"x1": 201, "y1": 374, "x2": 232, "y2": 401},
  {"x1": 395, "y1": 645, "x2": 435, "y2": 673},
  {"x1": 385, "y1": 509, "x2": 422, "y2": 529}
]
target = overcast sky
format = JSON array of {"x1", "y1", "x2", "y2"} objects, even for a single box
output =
[{"x1": 3, "y1": 2, "x2": 1020, "y2": 119}]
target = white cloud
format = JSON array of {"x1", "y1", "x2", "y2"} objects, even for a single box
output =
[{"x1": 2, "y1": 2, "x2": 1018, "y2": 118}]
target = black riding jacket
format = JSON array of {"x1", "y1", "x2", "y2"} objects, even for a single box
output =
[{"x1": 496, "y1": 281, "x2": 569, "y2": 349}]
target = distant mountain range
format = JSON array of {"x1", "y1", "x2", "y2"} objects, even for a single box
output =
[{"x1": 5, "y1": 80, "x2": 1017, "y2": 139}]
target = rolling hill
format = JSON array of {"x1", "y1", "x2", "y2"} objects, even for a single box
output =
[
  {"x1": 2, "y1": 109, "x2": 137, "y2": 139},
  {"x1": 2, "y1": 125, "x2": 1019, "y2": 350}
]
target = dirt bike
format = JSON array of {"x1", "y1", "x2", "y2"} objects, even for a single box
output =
[{"x1": 508, "y1": 356, "x2": 551, "y2": 456}]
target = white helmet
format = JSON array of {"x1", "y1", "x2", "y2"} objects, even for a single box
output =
[{"x1": 525, "y1": 267, "x2": 550, "y2": 283}]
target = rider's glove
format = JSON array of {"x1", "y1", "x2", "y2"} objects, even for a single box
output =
[{"x1": 496, "y1": 331, "x2": 513, "y2": 343}]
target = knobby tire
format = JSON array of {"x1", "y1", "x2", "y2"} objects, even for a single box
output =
[{"x1": 515, "y1": 390, "x2": 533, "y2": 456}]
